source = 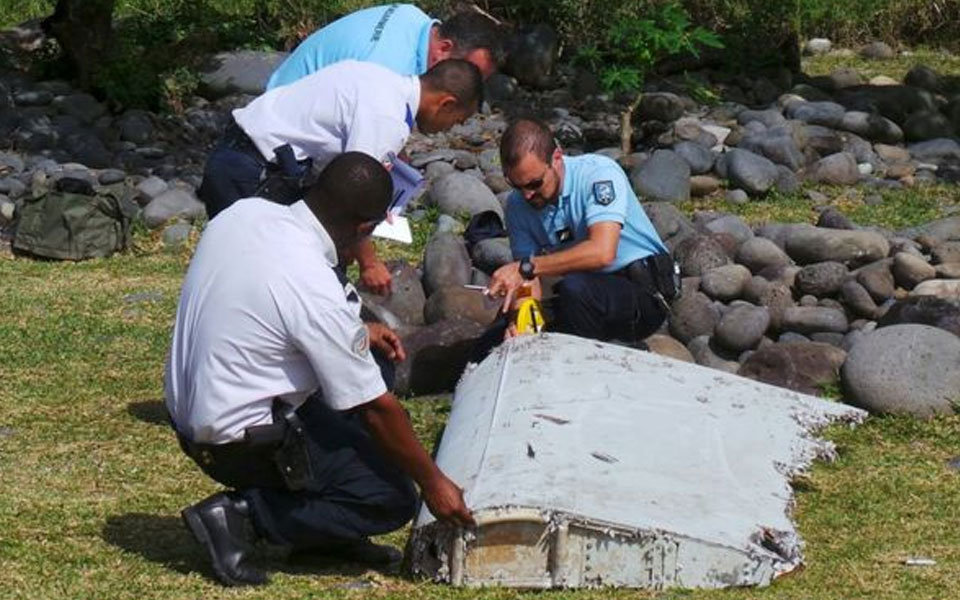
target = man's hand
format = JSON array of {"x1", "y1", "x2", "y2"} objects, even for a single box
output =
[
  {"x1": 366, "y1": 322, "x2": 406, "y2": 362},
  {"x1": 360, "y1": 260, "x2": 392, "y2": 296},
  {"x1": 487, "y1": 261, "x2": 525, "y2": 314},
  {"x1": 421, "y1": 473, "x2": 475, "y2": 527}
]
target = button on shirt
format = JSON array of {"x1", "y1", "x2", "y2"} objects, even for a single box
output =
[
  {"x1": 233, "y1": 60, "x2": 419, "y2": 171},
  {"x1": 164, "y1": 198, "x2": 386, "y2": 444},
  {"x1": 505, "y1": 154, "x2": 668, "y2": 272},
  {"x1": 267, "y1": 4, "x2": 436, "y2": 90}
]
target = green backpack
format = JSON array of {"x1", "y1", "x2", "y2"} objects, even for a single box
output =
[{"x1": 13, "y1": 180, "x2": 138, "y2": 261}]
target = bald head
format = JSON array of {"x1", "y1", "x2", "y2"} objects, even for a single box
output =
[{"x1": 500, "y1": 118, "x2": 556, "y2": 170}]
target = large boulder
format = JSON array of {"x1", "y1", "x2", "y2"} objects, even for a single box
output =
[
  {"x1": 781, "y1": 306, "x2": 849, "y2": 335},
  {"x1": 637, "y1": 92, "x2": 686, "y2": 123},
  {"x1": 422, "y1": 232, "x2": 472, "y2": 296},
  {"x1": 430, "y1": 171, "x2": 503, "y2": 219},
  {"x1": 738, "y1": 128, "x2": 805, "y2": 171},
  {"x1": 142, "y1": 188, "x2": 205, "y2": 229},
  {"x1": 878, "y1": 296, "x2": 960, "y2": 337},
  {"x1": 199, "y1": 50, "x2": 288, "y2": 98},
  {"x1": 673, "y1": 141, "x2": 714, "y2": 175},
  {"x1": 784, "y1": 100, "x2": 845, "y2": 127},
  {"x1": 630, "y1": 150, "x2": 690, "y2": 203},
  {"x1": 794, "y1": 261, "x2": 848, "y2": 297},
  {"x1": 643, "y1": 202, "x2": 696, "y2": 251},
  {"x1": 783, "y1": 226, "x2": 889, "y2": 266},
  {"x1": 668, "y1": 291, "x2": 720, "y2": 343},
  {"x1": 903, "y1": 110, "x2": 953, "y2": 142},
  {"x1": 737, "y1": 237, "x2": 792, "y2": 274},
  {"x1": 807, "y1": 152, "x2": 860, "y2": 185},
  {"x1": 675, "y1": 234, "x2": 732, "y2": 277},
  {"x1": 892, "y1": 252, "x2": 937, "y2": 289},
  {"x1": 713, "y1": 304, "x2": 770, "y2": 352},
  {"x1": 394, "y1": 318, "x2": 487, "y2": 395},
  {"x1": 361, "y1": 260, "x2": 426, "y2": 326},
  {"x1": 423, "y1": 286, "x2": 500, "y2": 325},
  {"x1": 739, "y1": 341, "x2": 847, "y2": 396},
  {"x1": 699, "y1": 264, "x2": 752, "y2": 301},
  {"x1": 842, "y1": 324, "x2": 960, "y2": 418}
]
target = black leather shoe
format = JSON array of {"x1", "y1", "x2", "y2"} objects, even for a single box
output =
[{"x1": 181, "y1": 492, "x2": 268, "y2": 586}]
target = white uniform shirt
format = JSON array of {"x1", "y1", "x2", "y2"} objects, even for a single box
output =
[
  {"x1": 233, "y1": 60, "x2": 419, "y2": 171},
  {"x1": 164, "y1": 198, "x2": 386, "y2": 444}
]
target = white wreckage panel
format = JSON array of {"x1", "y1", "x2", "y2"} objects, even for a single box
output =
[{"x1": 408, "y1": 333, "x2": 866, "y2": 589}]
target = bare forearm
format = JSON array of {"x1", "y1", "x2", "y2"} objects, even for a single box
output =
[
  {"x1": 354, "y1": 237, "x2": 379, "y2": 268},
  {"x1": 359, "y1": 394, "x2": 442, "y2": 488}
]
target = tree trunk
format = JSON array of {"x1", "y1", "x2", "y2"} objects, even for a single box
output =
[
  {"x1": 619, "y1": 92, "x2": 644, "y2": 162},
  {"x1": 42, "y1": 0, "x2": 116, "y2": 89}
]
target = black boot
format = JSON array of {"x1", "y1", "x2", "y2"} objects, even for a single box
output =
[{"x1": 181, "y1": 492, "x2": 268, "y2": 586}]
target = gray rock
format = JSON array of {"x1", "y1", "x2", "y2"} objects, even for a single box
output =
[
  {"x1": 804, "y1": 38, "x2": 832, "y2": 56},
  {"x1": 136, "y1": 176, "x2": 169, "y2": 206},
  {"x1": 725, "y1": 148, "x2": 779, "y2": 195},
  {"x1": 803, "y1": 124, "x2": 845, "y2": 156},
  {"x1": 860, "y1": 41, "x2": 896, "y2": 60},
  {"x1": 703, "y1": 214, "x2": 753, "y2": 244},
  {"x1": 714, "y1": 304, "x2": 770, "y2": 352},
  {"x1": 904, "y1": 110, "x2": 953, "y2": 142},
  {"x1": 911, "y1": 279, "x2": 960, "y2": 299},
  {"x1": 816, "y1": 208, "x2": 855, "y2": 230},
  {"x1": 856, "y1": 264, "x2": 896, "y2": 301},
  {"x1": 430, "y1": 171, "x2": 502, "y2": 219},
  {"x1": 98, "y1": 169, "x2": 126, "y2": 185},
  {"x1": 0, "y1": 197, "x2": 16, "y2": 224},
  {"x1": 782, "y1": 306, "x2": 849, "y2": 334},
  {"x1": 630, "y1": 150, "x2": 690, "y2": 203},
  {"x1": 689, "y1": 175, "x2": 721, "y2": 197},
  {"x1": 725, "y1": 189, "x2": 749, "y2": 203},
  {"x1": 422, "y1": 232, "x2": 472, "y2": 296},
  {"x1": 142, "y1": 188, "x2": 205, "y2": 228},
  {"x1": 686, "y1": 335, "x2": 740, "y2": 373},
  {"x1": 893, "y1": 252, "x2": 936, "y2": 289},
  {"x1": 738, "y1": 341, "x2": 847, "y2": 396},
  {"x1": 643, "y1": 202, "x2": 696, "y2": 251},
  {"x1": 838, "y1": 111, "x2": 903, "y2": 144},
  {"x1": 14, "y1": 90, "x2": 53, "y2": 106},
  {"x1": 53, "y1": 93, "x2": 106, "y2": 124},
  {"x1": 61, "y1": 132, "x2": 112, "y2": 169},
  {"x1": 504, "y1": 24, "x2": 558, "y2": 89},
  {"x1": 199, "y1": 50, "x2": 287, "y2": 97},
  {"x1": 638, "y1": 92, "x2": 685, "y2": 123},
  {"x1": 809, "y1": 331, "x2": 845, "y2": 347},
  {"x1": 759, "y1": 280, "x2": 797, "y2": 331},
  {"x1": 842, "y1": 324, "x2": 960, "y2": 418},
  {"x1": 826, "y1": 68, "x2": 864, "y2": 90},
  {"x1": 784, "y1": 226, "x2": 889, "y2": 265},
  {"x1": 699, "y1": 264, "x2": 752, "y2": 301},
  {"x1": 907, "y1": 138, "x2": 960, "y2": 163},
  {"x1": 360, "y1": 261, "x2": 425, "y2": 327},
  {"x1": 784, "y1": 100, "x2": 845, "y2": 127},
  {"x1": 807, "y1": 152, "x2": 860, "y2": 185},
  {"x1": 878, "y1": 296, "x2": 960, "y2": 336},
  {"x1": 738, "y1": 237, "x2": 792, "y2": 272},
  {"x1": 117, "y1": 110, "x2": 154, "y2": 145},
  {"x1": 898, "y1": 215, "x2": 960, "y2": 243},
  {"x1": 425, "y1": 160, "x2": 455, "y2": 180},
  {"x1": 676, "y1": 234, "x2": 732, "y2": 277},
  {"x1": 161, "y1": 221, "x2": 193, "y2": 249},
  {"x1": 411, "y1": 149, "x2": 456, "y2": 168},
  {"x1": 742, "y1": 275, "x2": 771, "y2": 304},
  {"x1": 737, "y1": 108, "x2": 787, "y2": 129},
  {"x1": 739, "y1": 128, "x2": 805, "y2": 171},
  {"x1": 904, "y1": 65, "x2": 941, "y2": 92},
  {"x1": 795, "y1": 261, "x2": 848, "y2": 297},
  {"x1": 471, "y1": 237, "x2": 513, "y2": 274},
  {"x1": 668, "y1": 291, "x2": 721, "y2": 343},
  {"x1": 395, "y1": 318, "x2": 486, "y2": 395},
  {"x1": 423, "y1": 285, "x2": 499, "y2": 325},
  {"x1": 673, "y1": 141, "x2": 714, "y2": 175},
  {"x1": 841, "y1": 279, "x2": 880, "y2": 318}
]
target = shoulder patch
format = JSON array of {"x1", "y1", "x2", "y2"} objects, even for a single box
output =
[
  {"x1": 593, "y1": 180, "x2": 615, "y2": 205},
  {"x1": 352, "y1": 328, "x2": 370, "y2": 357}
]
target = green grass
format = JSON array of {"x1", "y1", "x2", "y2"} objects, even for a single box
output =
[
  {"x1": 1, "y1": 188, "x2": 959, "y2": 600},
  {"x1": 802, "y1": 45, "x2": 960, "y2": 84}
]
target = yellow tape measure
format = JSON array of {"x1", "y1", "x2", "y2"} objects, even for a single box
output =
[{"x1": 514, "y1": 297, "x2": 545, "y2": 335}]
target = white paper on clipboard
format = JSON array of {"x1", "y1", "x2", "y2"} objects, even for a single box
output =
[{"x1": 372, "y1": 215, "x2": 413, "y2": 243}]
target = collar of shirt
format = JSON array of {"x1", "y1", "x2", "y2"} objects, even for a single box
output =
[
  {"x1": 289, "y1": 200, "x2": 339, "y2": 267},
  {"x1": 415, "y1": 20, "x2": 441, "y2": 74}
]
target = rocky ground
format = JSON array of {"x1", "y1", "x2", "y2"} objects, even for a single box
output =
[{"x1": 0, "y1": 29, "x2": 958, "y2": 419}]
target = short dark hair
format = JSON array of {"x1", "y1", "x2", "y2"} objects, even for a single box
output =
[
  {"x1": 438, "y1": 11, "x2": 505, "y2": 65},
  {"x1": 310, "y1": 152, "x2": 392, "y2": 223},
  {"x1": 500, "y1": 118, "x2": 557, "y2": 170},
  {"x1": 420, "y1": 59, "x2": 484, "y2": 112}
]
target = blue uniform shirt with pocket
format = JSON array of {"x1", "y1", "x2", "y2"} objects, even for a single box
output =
[
  {"x1": 267, "y1": 4, "x2": 437, "y2": 90},
  {"x1": 505, "y1": 154, "x2": 668, "y2": 272}
]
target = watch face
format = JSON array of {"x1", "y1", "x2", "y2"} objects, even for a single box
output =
[{"x1": 520, "y1": 258, "x2": 535, "y2": 280}]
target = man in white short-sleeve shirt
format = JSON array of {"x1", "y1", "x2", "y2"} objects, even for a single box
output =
[
  {"x1": 197, "y1": 58, "x2": 483, "y2": 297},
  {"x1": 168, "y1": 153, "x2": 474, "y2": 587}
]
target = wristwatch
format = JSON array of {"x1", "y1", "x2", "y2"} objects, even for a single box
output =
[{"x1": 519, "y1": 256, "x2": 536, "y2": 280}]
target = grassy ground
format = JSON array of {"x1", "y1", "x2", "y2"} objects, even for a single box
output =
[
  {"x1": 1, "y1": 184, "x2": 959, "y2": 599},
  {"x1": 802, "y1": 46, "x2": 960, "y2": 83}
]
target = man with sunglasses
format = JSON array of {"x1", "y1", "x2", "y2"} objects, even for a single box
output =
[
  {"x1": 168, "y1": 152, "x2": 474, "y2": 587},
  {"x1": 485, "y1": 118, "x2": 673, "y2": 345}
]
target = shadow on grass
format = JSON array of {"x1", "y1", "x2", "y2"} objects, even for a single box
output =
[
  {"x1": 127, "y1": 400, "x2": 170, "y2": 427},
  {"x1": 102, "y1": 512, "x2": 406, "y2": 584},
  {"x1": 102, "y1": 513, "x2": 205, "y2": 576}
]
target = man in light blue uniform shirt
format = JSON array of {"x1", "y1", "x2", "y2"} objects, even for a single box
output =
[
  {"x1": 267, "y1": 4, "x2": 500, "y2": 89},
  {"x1": 487, "y1": 118, "x2": 674, "y2": 344}
]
